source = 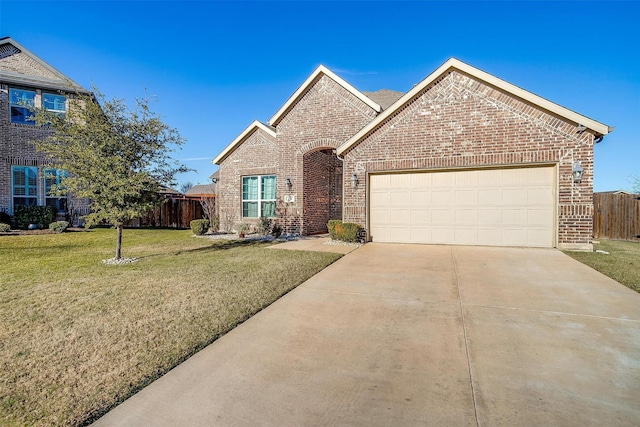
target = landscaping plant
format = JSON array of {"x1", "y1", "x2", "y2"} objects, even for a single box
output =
[
  {"x1": 31, "y1": 88, "x2": 188, "y2": 260},
  {"x1": 48, "y1": 221, "x2": 69, "y2": 233},
  {"x1": 327, "y1": 219, "x2": 362, "y2": 242},
  {"x1": 13, "y1": 205, "x2": 56, "y2": 229},
  {"x1": 200, "y1": 196, "x2": 218, "y2": 231},
  {"x1": 190, "y1": 219, "x2": 210, "y2": 236},
  {"x1": 257, "y1": 216, "x2": 272, "y2": 236}
]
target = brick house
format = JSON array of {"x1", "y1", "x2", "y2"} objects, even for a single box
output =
[
  {"x1": 0, "y1": 37, "x2": 91, "y2": 222},
  {"x1": 215, "y1": 59, "x2": 612, "y2": 251}
]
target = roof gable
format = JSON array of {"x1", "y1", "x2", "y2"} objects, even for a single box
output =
[
  {"x1": 213, "y1": 120, "x2": 276, "y2": 165},
  {"x1": 0, "y1": 37, "x2": 88, "y2": 93},
  {"x1": 268, "y1": 65, "x2": 382, "y2": 127},
  {"x1": 337, "y1": 58, "x2": 613, "y2": 156}
]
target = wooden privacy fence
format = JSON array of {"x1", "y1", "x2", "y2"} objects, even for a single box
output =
[
  {"x1": 128, "y1": 198, "x2": 204, "y2": 229},
  {"x1": 593, "y1": 193, "x2": 640, "y2": 241}
]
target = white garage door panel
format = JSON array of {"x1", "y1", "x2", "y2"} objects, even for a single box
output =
[{"x1": 370, "y1": 167, "x2": 555, "y2": 247}]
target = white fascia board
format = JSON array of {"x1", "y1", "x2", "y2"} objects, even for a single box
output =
[
  {"x1": 213, "y1": 120, "x2": 276, "y2": 165},
  {"x1": 1, "y1": 38, "x2": 88, "y2": 92},
  {"x1": 268, "y1": 65, "x2": 382, "y2": 127},
  {"x1": 338, "y1": 58, "x2": 612, "y2": 156},
  {"x1": 0, "y1": 71, "x2": 91, "y2": 94}
]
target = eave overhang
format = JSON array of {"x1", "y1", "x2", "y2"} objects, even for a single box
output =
[{"x1": 0, "y1": 37, "x2": 89, "y2": 93}]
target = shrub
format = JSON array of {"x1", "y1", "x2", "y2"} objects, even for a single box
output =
[
  {"x1": 271, "y1": 224, "x2": 282, "y2": 238},
  {"x1": 327, "y1": 219, "x2": 342, "y2": 240},
  {"x1": 14, "y1": 205, "x2": 56, "y2": 230},
  {"x1": 49, "y1": 221, "x2": 69, "y2": 233},
  {"x1": 257, "y1": 216, "x2": 272, "y2": 236},
  {"x1": 0, "y1": 223, "x2": 10, "y2": 232},
  {"x1": 236, "y1": 222, "x2": 250, "y2": 236},
  {"x1": 0, "y1": 212, "x2": 10, "y2": 225},
  {"x1": 327, "y1": 219, "x2": 361, "y2": 243},
  {"x1": 339, "y1": 222, "x2": 361, "y2": 243},
  {"x1": 190, "y1": 219, "x2": 209, "y2": 236},
  {"x1": 209, "y1": 214, "x2": 220, "y2": 232}
]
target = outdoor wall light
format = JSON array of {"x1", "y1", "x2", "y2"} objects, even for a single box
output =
[
  {"x1": 285, "y1": 178, "x2": 292, "y2": 190},
  {"x1": 351, "y1": 173, "x2": 359, "y2": 189},
  {"x1": 572, "y1": 161, "x2": 583, "y2": 183},
  {"x1": 211, "y1": 177, "x2": 218, "y2": 183}
]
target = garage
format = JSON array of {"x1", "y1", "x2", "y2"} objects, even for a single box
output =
[{"x1": 369, "y1": 166, "x2": 556, "y2": 247}]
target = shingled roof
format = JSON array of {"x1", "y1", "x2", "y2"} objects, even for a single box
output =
[{"x1": 363, "y1": 89, "x2": 404, "y2": 110}]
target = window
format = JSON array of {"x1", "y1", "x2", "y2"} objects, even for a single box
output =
[
  {"x1": 9, "y1": 88, "x2": 35, "y2": 124},
  {"x1": 43, "y1": 93, "x2": 66, "y2": 116},
  {"x1": 242, "y1": 175, "x2": 276, "y2": 218},
  {"x1": 44, "y1": 168, "x2": 68, "y2": 212},
  {"x1": 12, "y1": 166, "x2": 38, "y2": 207}
]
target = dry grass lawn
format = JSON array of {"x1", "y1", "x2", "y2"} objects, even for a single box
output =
[
  {"x1": 565, "y1": 239, "x2": 640, "y2": 293},
  {"x1": 0, "y1": 228, "x2": 341, "y2": 426}
]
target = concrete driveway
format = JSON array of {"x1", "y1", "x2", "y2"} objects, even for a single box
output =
[{"x1": 94, "y1": 244, "x2": 640, "y2": 426}]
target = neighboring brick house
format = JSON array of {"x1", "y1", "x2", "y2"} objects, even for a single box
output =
[
  {"x1": 0, "y1": 37, "x2": 91, "y2": 221},
  {"x1": 215, "y1": 59, "x2": 613, "y2": 251}
]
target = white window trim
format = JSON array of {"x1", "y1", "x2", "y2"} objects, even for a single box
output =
[
  {"x1": 42, "y1": 93, "x2": 67, "y2": 115},
  {"x1": 11, "y1": 166, "x2": 38, "y2": 210},
  {"x1": 9, "y1": 88, "x2": 36, "y2": 125},
  {"x1": 242, "y1": 175, "x2": 276, "y2": 218},
  {"x1": 44, "y1": 168, "x2": 68, "y2": 211}
]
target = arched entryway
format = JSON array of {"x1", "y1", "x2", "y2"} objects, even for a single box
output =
[{"x1": 302, "y1": 148, "x2": 343, "y2": 234}]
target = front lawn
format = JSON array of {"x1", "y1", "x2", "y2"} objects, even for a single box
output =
[
  {"x1": 0, "y1": 228, "x2": 341, "y2": 427},
  {"x1": 565, "y1": 239, "x2": 640, "y2": 293}
]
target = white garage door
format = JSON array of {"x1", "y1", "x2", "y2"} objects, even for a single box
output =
[{"x1": 369, "y1": 166, "x2": 556, "y2": 247}]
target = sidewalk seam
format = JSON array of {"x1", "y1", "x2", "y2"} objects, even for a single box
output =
[
  {"x1": 464, "y1": 304, "x2": 640, "y2": 323},
  {"x1": 451, "y1": 247, "x2": 480, "y2": 427}
]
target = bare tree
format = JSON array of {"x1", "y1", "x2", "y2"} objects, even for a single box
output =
[
  {"x1": 220, "y1": 209, "x2": 236, "y2": 233},
  {"x1": 200, "y1": 196, "x2": 218, "y2": 231},
  {"x1": 180, "y1": 181, "x2": 194, "y2": 194}
]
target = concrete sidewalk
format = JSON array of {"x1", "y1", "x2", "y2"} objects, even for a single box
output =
[
  {"x1": 267, "y1": 235, "x2": 360, "y2": 254},
  {"x1": 94, "y1": 244, "x2": 640, "y2": 426}
]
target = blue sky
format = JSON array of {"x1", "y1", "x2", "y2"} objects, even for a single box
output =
[{"x1": 1, "y1": 1, "x2": 638, "y2": 191}]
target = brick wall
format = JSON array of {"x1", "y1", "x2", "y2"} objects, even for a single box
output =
[
  {"x1": 302, "y1": 149, "x2": 343, "y2": 234},
  {"x1": 273, "y1": 74, "x2": 378, "y2": 234},
  {"x1": 217, "y1": 73, "x2": 378, "y2": 235},
  {"x1": 0, "y1": 84, "x2": 88, "y2": 219},
  {"x1": 217, "y1": 126, "x2": 279, "y2": 232},
  {"x1": 342, "y1": 70, "x2": 595, "y2": 249},
  {"x1": 0, "y1": 84, "x2": 50, "y2": 213}
]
